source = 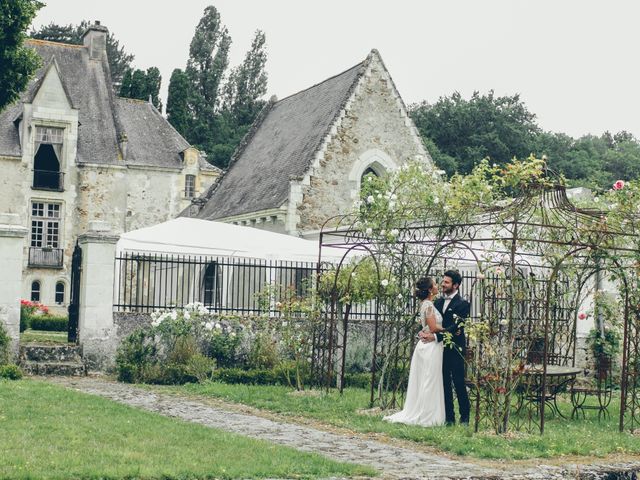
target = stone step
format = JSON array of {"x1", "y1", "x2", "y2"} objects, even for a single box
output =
[
  {"x1": 21, "y1": 361, "x2": 86, "y2": 376},
  {"x1": 19, "y1": 343, "x2": 82, "y2": 363}
]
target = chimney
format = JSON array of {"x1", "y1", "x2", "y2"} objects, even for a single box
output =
[{"x1": 82, "y1": 21, "x2": 108, "y2": 60}]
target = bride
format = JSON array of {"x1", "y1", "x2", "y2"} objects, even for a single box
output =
[{"x1": 384, "y1": 276, "x2": 446, "y2": 427}]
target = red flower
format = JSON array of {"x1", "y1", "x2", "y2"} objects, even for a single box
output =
[
  {"x1": 613, "y1": 180, "x2": 625, "y2": 191},
  {"x1": 578, "y1": 312, "x2": 587, "y2": 320}
]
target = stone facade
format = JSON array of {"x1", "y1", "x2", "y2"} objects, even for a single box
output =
[
  {"x1": 0, "y1": 25, "x2": 219, "y2": 314},
  {"x1": 192, "y1": 50, "x2": 431, "y2": 239},
  {"x1": 293, "y1": 53, "x2": 428, "y2": 236}
]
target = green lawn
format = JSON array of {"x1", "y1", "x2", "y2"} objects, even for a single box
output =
[
  {"x1": 154, "y1": 381, "x2": 640, "y2": 460},
  {"x1": 0, "y1": 379, "x2": 375, "y2": 479},
  {"x1": 20, "y1": 329, "x2": 68, "y2": 344}
]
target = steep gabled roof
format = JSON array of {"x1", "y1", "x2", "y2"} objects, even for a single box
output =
[
  {"x1": 0, "y1": 38, "x2": 196, "y2": 170},
  {"x1": 116, "y1": 98, "x2": 188, "y2": 168},
  {"x1": 195, "y1": 58, "x2": 367, "y2": 221}
]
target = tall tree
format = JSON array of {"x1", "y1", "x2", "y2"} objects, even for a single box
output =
[
  {"x1": 186, "y1": 5, "x2": 231, "y2": 113},
  {"x1": 0, "y1": 0, "x2": 43, "y2": 111},
  {"x1": 119, "y1": 66, "x2": 162, "y2": 111},
  {"x1": 223, "y1": 30, "x2": 268, "y2": 124},
  {"x1": 30, "y1": 20, "x2": 134, "y2": 89},
  {"x1": 410, "y1": 91, "x2": 539, "y2": 174},
  {"x1": 166, "y1": 68, "x2": 192, "y2": 137}
]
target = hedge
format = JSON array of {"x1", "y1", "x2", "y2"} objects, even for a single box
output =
[{"x1": 28, "y1": 315, "x2": 68, "y2": 332}]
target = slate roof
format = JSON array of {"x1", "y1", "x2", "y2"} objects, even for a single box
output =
[
  {"x1": 0, "y1": 38, "x2": 197, "y2": 170},
  {"x1": 195, "y1": 59, "x2": 367, "y2": 221},
  {"x1": 116, "y1": 98, "x2": 188, "y2": 168}
]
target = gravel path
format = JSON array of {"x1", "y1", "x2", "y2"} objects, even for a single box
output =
[{"x1": 44, "y1": 376, "x2": 639, "y2": 479}]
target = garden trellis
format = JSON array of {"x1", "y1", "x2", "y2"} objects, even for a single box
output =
[{"x1": 316, "y1": 163, "x2": 640, "y2": 435}]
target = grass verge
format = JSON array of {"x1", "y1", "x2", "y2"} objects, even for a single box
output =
[
  {"x1": 0, "y1": 379, "x2": 375, "y2": 479},
  {"x1": 20, "y1": 329, "x2": 68, "y2": 344},
  {"x1": 155, "y1": 381, "x2": 640, "y2": 460}
]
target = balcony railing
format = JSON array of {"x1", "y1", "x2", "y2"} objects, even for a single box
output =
[
  {"x1": 32, "y1": 170, "x2": 64, "y2": 192},
  {"x1": 28, "y1": 247, "x2": 64, "y2": 268}
]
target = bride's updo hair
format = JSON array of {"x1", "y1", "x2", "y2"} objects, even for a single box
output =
[{"x1": 415, "y1": 277, "x2": 434, "y2": 300}]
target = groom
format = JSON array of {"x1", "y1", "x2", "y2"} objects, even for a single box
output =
[{"x1": 421, "y1": 270, "x2": 471, "y2": 425}]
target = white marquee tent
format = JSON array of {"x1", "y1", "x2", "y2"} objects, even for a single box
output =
[{"x1": 117, "y1": 217, "x2": 348, "y2": 263}]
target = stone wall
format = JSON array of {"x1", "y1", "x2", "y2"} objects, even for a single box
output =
[{"x1": 294, "y1": 53, "x2": 430, "y2": 235}]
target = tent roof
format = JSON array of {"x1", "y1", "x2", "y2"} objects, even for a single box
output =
[{"x1": 117, "y1": 218, "x2": 346, "y2": 263}]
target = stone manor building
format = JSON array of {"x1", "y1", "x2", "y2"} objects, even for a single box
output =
[
  {"x1": 187, "y1": 49, "x2": 432, "y2": 238},
  {"x1": 0, "y1": 23, "x2": 219, "y2": 311}
]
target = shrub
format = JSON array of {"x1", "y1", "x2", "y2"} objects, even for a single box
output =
[
  {"x1": 29, "y1": 315, "x2": 68, "y2": 332},
  {"x1": 0, "y1": 364, "x2": 23, "y2": 380},
  {"x1": 115, "y1": 329, "x2": 156, "y2": 383},
  {"x1": 207, "y1": 322, "x2": 243, "y2": 368},
  {"x1": 247, "y1": 332, "x2": 279, "y2": 370},
  {"x1": 116, "y1": 304, "x2": 218, "y2": 385},
  {"x1": 0, "y1": 323, "x2": 10, "y2": 364}
]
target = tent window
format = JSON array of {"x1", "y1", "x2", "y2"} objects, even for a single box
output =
[{"x1": 203, "y1": 262, "x2": 222, "y2": 310}]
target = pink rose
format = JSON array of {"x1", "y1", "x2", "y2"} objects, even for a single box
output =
[
  {"x1": 578, "y1": 312, "x2": 587, "y2": 320},
  {"x1": 613, "y1": 180, "x2": 625, "y2": 190}
]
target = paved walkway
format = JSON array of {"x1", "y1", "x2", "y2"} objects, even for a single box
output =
[{"x1": 46, "y1": 376, "x2": 639, "y2": 479}]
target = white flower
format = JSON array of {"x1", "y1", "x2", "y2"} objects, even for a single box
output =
[
  {"x1": 397, "y1": 293, "x2": 403, "y2": 300},
  {"x1": 390, "y1": 229, "x2": 399, "y2": 237},
  {"x1": 365, "y1": 227, "x2": 373, "y2": 235},
  {"x1": 282, "y1": 321, "x2": 288, "y2": 327},
  {"x1": 381, "y1": 279, "x2": 389, "y2": 287},
  {"x1": 215, "y1": 323, "x2": 222, "y2": 329},
  {"x1": 205, "y1": 322, "x2": 213, "y2": 331},
  {"x1": 436, "y1": 169, "x2": 446, "y2": 176},
  {"x1": 477, "y1": 273, "x2": 486, "y2": 280},
  {"x1": 377, "y1": 193, "x2": 383, "y2": 199},
  {"x1": 433, "y1": 197, "x2": 440, "y2": 204},
  {"x1": 499, "y1": 319, "x2": 509, "y2": 326},
  {"x1": 230, "y1": 332, "x2": 236, "y2": 337},
  {"x1": 366, "y1": 195, "x2": 375, "y2": 204},
  {"x1": 170, "y1": 311, "x2": 178, "y2": 321},
  {"x1": 380, "y1": 229, "x2": 386, "y2": 235},
  {"x1": 390, "y1": 193, "x2": 397, "y2": 201},
  {"x1": 183, "y1": 310, "x2": 191, "y2": 320}
]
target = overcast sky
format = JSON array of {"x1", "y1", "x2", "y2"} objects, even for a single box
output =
[{"x1": 32, "y1": 0, "x2": 640, "y2": 138}]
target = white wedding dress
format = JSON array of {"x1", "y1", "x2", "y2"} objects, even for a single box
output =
[{"x1": 383, "y1": 299, "x2": 446, "y2": 427}]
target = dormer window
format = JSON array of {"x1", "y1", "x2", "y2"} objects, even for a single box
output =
[{"x1": 33, "y1": 126, "x2": 64, "y2": 191}]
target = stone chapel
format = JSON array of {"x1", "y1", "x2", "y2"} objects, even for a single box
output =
[{"x1": 186, "y1": 49, "x2": 433, "y2": 238}]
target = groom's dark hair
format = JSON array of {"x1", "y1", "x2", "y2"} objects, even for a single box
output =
[{"x1": 444, "y1": 270, "x2": 462, "y2": 288}]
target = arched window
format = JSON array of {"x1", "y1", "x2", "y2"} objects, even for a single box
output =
[
  {"x1": 55, "y1": 282, "x2": 65, "y2": 305},
  {"x1": 31, "y1": 281, "x2": 41, "y2": 302},
  {"x1": 361, "y1": 167, "x2": 378, "y2": 184},
  {"x1": 202, "y1": 262, "x2": 221, "y2": 310}
]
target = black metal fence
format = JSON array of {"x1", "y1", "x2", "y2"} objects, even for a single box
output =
[{"x1": 114, "y1": 252, "x2": 319, "y2": 315}]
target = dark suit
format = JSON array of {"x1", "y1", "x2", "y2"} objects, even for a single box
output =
[{"x1": 434, "y1": 292, "x2": 471, "y2": 424}]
